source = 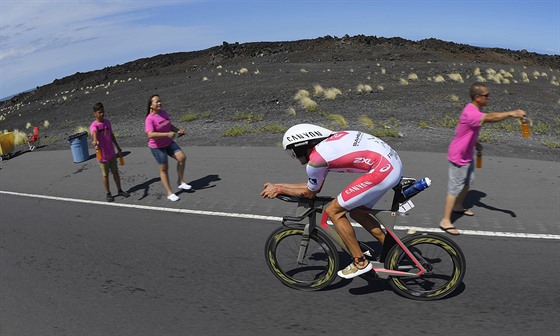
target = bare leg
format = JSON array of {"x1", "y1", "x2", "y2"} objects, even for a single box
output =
[
  {"x1": 172, "y1": 150, "x2": 186, "y2": 185},
  {"x1": 453, "y1": 186, "x2": 469, "y2": 212},
  {"x1": 326, "y1": 198, "x2": 368, "y2": 268},
  {"x1": 349, "y1": 210, "x2": 385, "y2": 245},
  {"x1": 111, "y1": 166, "x2": 123, "y2": 191},
  {"x1": 158, "y1": 163, "x2": 174, "y2": 196},
  {"x1": 102, "y1": 175, "x2": 110, "y2": 193},
  {"x1": 440, "y1": 193, "x2": 460, "y2": 234}
]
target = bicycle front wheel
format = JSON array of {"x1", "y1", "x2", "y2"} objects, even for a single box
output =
[
  {"x1": 264, "y1": 225, "x2": 339, "y2": 291},
  {"x1": 385, "y1": 233, "x2": 466, "y2": 300}
]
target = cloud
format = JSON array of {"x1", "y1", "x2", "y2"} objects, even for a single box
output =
[{"x1": 0, "y1": 0, "x2": 211, "y2": 97}]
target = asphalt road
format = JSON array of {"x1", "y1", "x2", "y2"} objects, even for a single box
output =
[{"x1": 1, "y1": 145, "x2": 559, "y2": 335}]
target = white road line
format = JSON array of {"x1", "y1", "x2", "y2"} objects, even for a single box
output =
[{"x1": 1, "y1": 190, "x2": 558, "y2": 240}]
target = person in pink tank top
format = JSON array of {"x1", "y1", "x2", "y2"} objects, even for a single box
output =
[
  {"x1": 261, "y1": 124, "x2": 402, "y2": 279},
  {"x1": 439, "y1": 83, "x2": 526, "y2": 235}
]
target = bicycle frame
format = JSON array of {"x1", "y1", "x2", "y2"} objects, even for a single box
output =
[{"x1": 279, "y1": 179, "x2": 430, "y2": 280}]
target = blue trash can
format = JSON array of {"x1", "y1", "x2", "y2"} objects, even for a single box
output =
[{"x1": 68, "y1": 132, "x2": 89, "y2": 163}]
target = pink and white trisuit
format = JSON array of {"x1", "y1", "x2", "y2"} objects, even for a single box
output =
[{"x1": 306, "y1": 131, "x2": 402, "y2": 210}]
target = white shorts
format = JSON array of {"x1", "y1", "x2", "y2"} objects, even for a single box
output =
[{"x1": 337, "y1": 156, "x2": 402, "y2": 210}]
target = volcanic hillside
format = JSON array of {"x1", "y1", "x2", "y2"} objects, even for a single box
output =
[{"x1": 1, "y1": 35, "x2": 559, "y2": 161}]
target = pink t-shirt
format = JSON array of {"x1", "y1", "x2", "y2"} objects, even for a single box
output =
[
  {"x1": 90, "y1": 119, "x2": 115, "y2": 162},
  {"x1": 448, "y1": 103, "x2": 485, "y2": 166},
  {"x1": 145, "y1": 110, "x2": 173, "y2": 148}
]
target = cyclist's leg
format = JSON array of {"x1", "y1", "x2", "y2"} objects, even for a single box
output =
[
  {"x1": 326, "y1": 199, "x2": 372, "y2": 278},
  {"x1": 349, "y1": 210, "x2": 384, "y2": 244},
  {"x1": 342, "y1": 159, "x2": 401, "y2": 245},
  {"x1": 325, "y1": 199, "x2": 363, "y2": 261}
]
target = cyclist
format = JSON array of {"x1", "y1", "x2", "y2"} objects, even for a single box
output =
[{"x1": 261, "y1": 124, "x2": 402, "y2": 279}]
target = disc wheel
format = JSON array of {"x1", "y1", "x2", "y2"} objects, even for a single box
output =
[
  {"x1": 384, "y1": 233, "x2": 466, "y2": 300},
  {"x1": 264, "y1": 225, "x2": 339, "y2": 291}
]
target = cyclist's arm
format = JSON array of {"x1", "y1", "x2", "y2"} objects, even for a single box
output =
[{"x1": 260, "y1": 182, "x2": 317, "y2": 199}]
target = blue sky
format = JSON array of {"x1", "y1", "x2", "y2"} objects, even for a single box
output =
[{"x1": 1, "y1": 0, "x2": 559, "y2": 99}]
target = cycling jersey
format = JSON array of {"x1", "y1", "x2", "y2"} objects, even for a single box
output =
[{"x1": 307, "y1": 131, "x2": 402, "y2": 210}]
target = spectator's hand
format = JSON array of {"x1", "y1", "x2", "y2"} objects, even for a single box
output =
[
  {"x1": 168, "y1": 131, "x2": 177, "y2": 139},
  {"x1": 513, "y1": 109, "x2": 527, "y2": 119}
]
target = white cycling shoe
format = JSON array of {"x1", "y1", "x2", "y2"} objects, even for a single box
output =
[{"x1": 337, "y1": 261, "x2": 372, "y2": 279}]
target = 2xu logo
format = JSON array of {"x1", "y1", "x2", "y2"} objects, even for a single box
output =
[{"x1": 353, "y1": 158, "x2": 392, "y2": 172}]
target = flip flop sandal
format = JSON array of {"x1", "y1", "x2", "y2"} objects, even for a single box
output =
[{"x1": 439, "y1": 225, "x2": 460, "y2": 235}]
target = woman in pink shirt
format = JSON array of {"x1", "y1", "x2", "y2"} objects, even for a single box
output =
[{"x1": 145, "y1": 94, "x2": 192, "y2": 202}]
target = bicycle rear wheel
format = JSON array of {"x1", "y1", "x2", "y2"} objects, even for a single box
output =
[
  {"x1": 384, "y1": 233, "x2": 466, "y2": 300},
  {"x1": 264, "y1": 225, "x2": 339, "y2": 291}
]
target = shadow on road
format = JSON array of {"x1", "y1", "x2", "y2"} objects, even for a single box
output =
[
  {"x1": 128, "y1": 177, "x2": 160, "y2": 200},
  {"x1": 464, "y1": 189, "x2": 517, "y2": 218},
  {"x1": 178, "y1": 174, "x2": 221, "y2": 195}
]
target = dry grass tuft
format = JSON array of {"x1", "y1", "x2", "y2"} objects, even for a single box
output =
[
  {"x1": 75, "y1": 126, "x2": 90, "y2": 135},
  {"x1": 323, "y1": 88, "x2": 342, "y2": 99},
  {"x1": 294, "y1": 89, "x2": 310, "y2": 101},
  {"x1": 356, "y1": 84, "x2": 373, "y2": 94},
  {"x1": 433, "y1": 75, "x2": 445, "y2": 83},
  {"x1": 447, "y1": 73, "x2": 464, "y2": 83},
  {"x1": 313, "y1": 84, "x2": 324, "y2": 96},
  {"x1": 450, "y1": 94, "x2": 460, "y2": 103},
  {"x1": 326, "y1": 114, "x2": 348, "y2": 128},
  {"x1": 359, "y1": 115, "x2": 375, "y2": 129},
  {"x1": 299, "y1": 97, "x2": 318, "y2": 112},
  {"x1": 12, "y1": 130, "x2": 28, "y2": 145}
]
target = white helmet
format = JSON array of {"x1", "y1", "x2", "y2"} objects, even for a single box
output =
[{"x1": 282, "y1": 124, "x2": 332, "y2": 157}]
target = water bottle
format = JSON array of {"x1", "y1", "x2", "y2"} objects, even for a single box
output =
[
  {"x1": 96, "y1": 147, "x2": 102, "y2": 161},
  {"x1": 402, "y1": 177, "x2": 431, "y2": 198},
  {"x1": 521, "y1": 118, "x2": 531, "y2": 138},
  {"x1": 476, "y1": 151, "x2": 482, "y2": 168},
  {"x1": 119, "y1": 154, "x2": 125, "y2": 166}
]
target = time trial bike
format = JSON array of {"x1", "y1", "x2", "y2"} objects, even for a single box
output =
[{"x1": 264, "y1": 177, "x2": 466, "y2": 301}]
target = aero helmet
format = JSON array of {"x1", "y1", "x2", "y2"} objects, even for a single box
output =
[{"x1": 282, "y1": 124, "x2": 332, "y2": 158}]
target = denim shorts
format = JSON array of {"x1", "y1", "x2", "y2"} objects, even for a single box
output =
[
  {"x1": 447, "y1": 161, "x2": 475, "y2": 196},
  {"x1": 150, "y1": 141, "x2": 182, "y2": 164}
]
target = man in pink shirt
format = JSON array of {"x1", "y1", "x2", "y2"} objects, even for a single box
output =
[{"x1": 439, "y1": 83, "x2": 526, "y2": 235}]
